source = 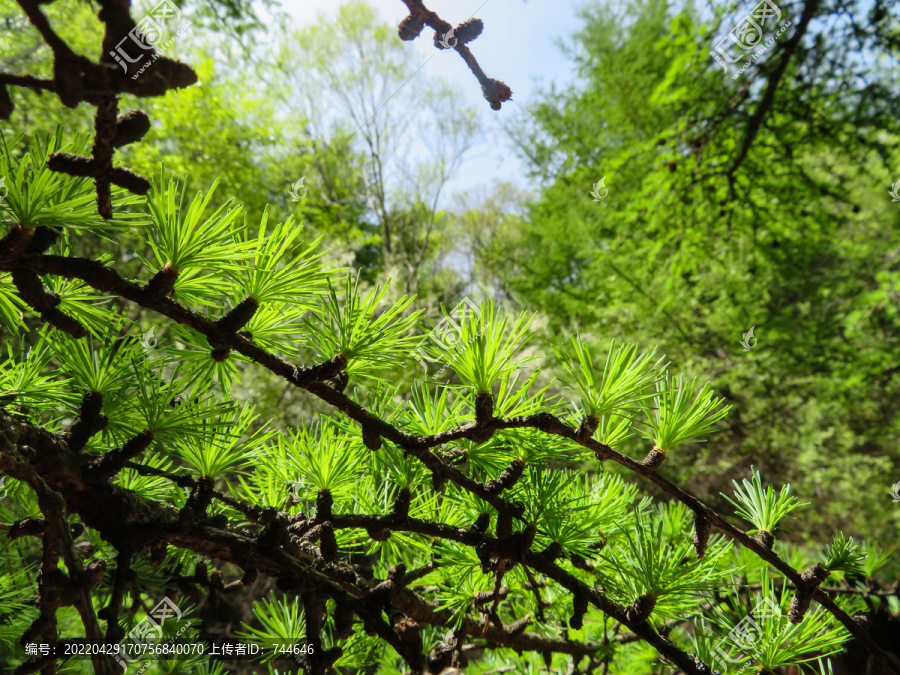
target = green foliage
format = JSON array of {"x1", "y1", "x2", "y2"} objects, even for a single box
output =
[
  {"x1": 300, "y1": 273, "x2": 421, "y2": 376},
  {"x1": 554, "y1": 337, "x2": 663, "y2": 421},
  {"x1": 482, "y1": 0, "x2": 900, "y2": 543},
  {"x1": 643, "y1": 374, "x2": 732, "y2": 452},
  {"x1": 2, "y1": 120, "x2": 889, "y2": 670},
  {"x1": 0, "y1": 338, "x2": 76, "y2": 412},
  {"x1": 229, "y1": 210, "x2": 329, "y2": 306},
  {"x1": 282, "y1": 419, "x2": 364, "y2": 497},
  {"x1": 0, "y1": 275, "x2": 26, "y2": 331},
  {"x1": 236, "y1": 597, "x2": 306, "y2": 651},
  {"x1": 823, "y1": 533, "x2": 866, "y2": 574},
  {"x1": 595, "y1": 412, "x2": 635, "y2": 448},
  {"x1": 169, "y1": 402, "x2": 275, "y2": 478},
  {"x1": 515, "y1": 468, "x2": 614, "y2": 557},
  {"x1": 41, "y1": 250, "x2": 116, "y2": 330},
  {"x1": 721, "y1": 467, "x2": 808, "y2": 535},
  {"x1": 144, "y1": 173, "x2": 250, "y2": 273},
  {"x1": 859, "y1": 543, "x2": 893, "y2": 579},
  {"x1": 49, "y1": 318, "x2": 140, "y2": 395},
  {"x1": 704, "y1": 573, "x2": 852, "y2": 674},
  {"x1": 131, "y1": 369, "x2": 235, "y2": 444},
  {"x1": 595, "y1": 514, "x2": 732, "y2": 620},
  {"x1": 401, "y1": 382, "x2": 468, "y2": 435},
  {"x1": 0, "y1": 130, "x2": 145, "y2": 233},
  {"x1": 421, "y1": 300, "x2": 536, "y2": 394}
]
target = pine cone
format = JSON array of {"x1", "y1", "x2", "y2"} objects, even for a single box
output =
[
  {"x1": 367, "y1": 527, "x2": 391, "y2": 541},
  {"x1": 362, "y1": 427, "x2": 382, "y2": 451},
  {"x1": 113, "y1": 109, "x2": 152, "y2": 147},
  {"x1": 569, "y1": 592, "x2": 589, "y2": 629},
  {"x1": 398, "y1": 14, "x2": 424, "y2": 41},
  {"x1": 482, "y1": 78, "x2": 512, "y2": 110},
  {"x1": 319, "y1": 521, "x2": 337, "y2": 560},
  {"x1": 788, "y1": 589, "x2": 812, "y2": 624},
  {"x1": 577, "y1": 414, "x2": 599, "y2": 438},
  {"x1": 455, "y1": 18, "x2": 484, "y2": 44}
]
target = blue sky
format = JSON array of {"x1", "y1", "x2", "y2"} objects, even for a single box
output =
[{"x1": 286, "y1": 0, "x2": 589, "y2": 198}]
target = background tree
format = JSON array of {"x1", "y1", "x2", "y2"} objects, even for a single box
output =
[
  {"x1": 262, "y1": 0, "x2": 480, "y2": 295},
  {"x1": 479, "y1": 0, "x2": 900, "y2": 542}
]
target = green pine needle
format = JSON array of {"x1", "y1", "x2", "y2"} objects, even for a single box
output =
[
  {"x1": 228, "y1": 208, "x2": 331, "y2": 306},
  {"x1": 642, "y1": 373, "x2": 731, "y2": 452},
  {"x1": 554, "y1": 337, "x2": 664, "y2": 422},
  {"x1": 145, "y1": 172, "x2": 253, "y2": 272},
  {"x1": 720, "y1": 466, "x2": 808, "y2": 534},
  {"x1": 169, "y1": 402, "x2": 275, "y2": 478},
  {"x1": 300, "y1": 273, "x2": 421, "y2": 375},
  {"x1": 823, "y1": 533, "x2": 866, "y2": 574},
  {"x1": 420, "y1": 299, "x2": 536, "y2": 394},
  {"x1": 0, "y1": 128, "x2": 146, "y2": 233}
]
